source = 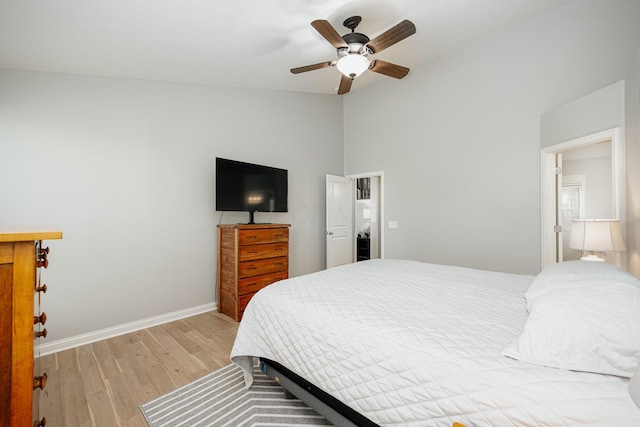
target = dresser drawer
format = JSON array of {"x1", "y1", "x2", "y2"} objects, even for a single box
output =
[
  {"x1": 238, "y1": 271, "x2": 289, "y2": 319},
  {"x1": 238, "y1": 270, "x2": 288, "y2": 296},
  {"x1": 238, "y1": 293, "x2": 254, "y2": 317},
  {"x1": 238, "y1": 228, "x2": 288, "y2": 245},
  {"x1": 239, "y1": 242, "x2": 288, "y2": 261},
  {"x1": 238, "y1": 256, "x2": 288, "y2": 279}
]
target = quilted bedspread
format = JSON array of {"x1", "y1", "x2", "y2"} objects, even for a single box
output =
[{"x1": 230, "y1": 259, "x2": 640, "y2": 426}]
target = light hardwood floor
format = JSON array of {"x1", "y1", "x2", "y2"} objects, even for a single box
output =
[{"x1": 37, "y1": 311, "x2": 239, "y2": 426}]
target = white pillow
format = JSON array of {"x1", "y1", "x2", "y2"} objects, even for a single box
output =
[
  {"x1": 526, "y1": 260, "x2": 639, "y2": 301},
  {"x1": 503, "y1": 279, "x2": 640, "y2": 377}
]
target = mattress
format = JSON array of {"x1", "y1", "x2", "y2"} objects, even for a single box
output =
[{"x1": 230, "y1": 259, "x2": 640, "y2": 426}]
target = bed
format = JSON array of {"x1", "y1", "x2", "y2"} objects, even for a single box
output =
[{"x1": 230, "y1": 259, "x2": 640, "y2": 426}]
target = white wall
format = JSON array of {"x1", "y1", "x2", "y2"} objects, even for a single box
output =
[
  {"x1": 0, "y1": 69, "x2": 343, "y2": 342},
  {"x1": 343, "y1": 0, "x2": 640, "y2": 275},
  {"x1": 540, "y1": 81, "x2": 625, "y2": 149}
]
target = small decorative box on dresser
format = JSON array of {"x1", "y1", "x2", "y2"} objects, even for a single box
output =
[
  {"x1": 217, "y1": 223, "x2": 290, "y2": 321},
  {"x1": 0, "y1": 228, "x2": 62, "y2": 427}
]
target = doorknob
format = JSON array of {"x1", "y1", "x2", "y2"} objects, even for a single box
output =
[{"x1": 326, "y1": 231, "x2": 333, "y2": 235}]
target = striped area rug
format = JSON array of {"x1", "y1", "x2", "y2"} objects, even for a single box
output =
[{"x1": 140, "y1": 362, "x2": 332, "y2": 426}]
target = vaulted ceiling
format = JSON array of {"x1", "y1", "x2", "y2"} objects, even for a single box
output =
[{"x1": 0, "y1": 0, "x2": 576, "y2": 94}]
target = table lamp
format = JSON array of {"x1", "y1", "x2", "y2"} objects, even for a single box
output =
[{"x1": 569, "y1": 219, "x2": 625, "y2": 262}]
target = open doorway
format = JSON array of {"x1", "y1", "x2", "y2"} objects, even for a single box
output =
[
  {"x1": 350, "y1": 172, "x2": 383, "y2": 264},
  {"x1": 541, "y1": 128, "x2": 626, "y2": 269},
  {"x1": 325, "y1": 171, "x2": 384, "y2": 269},
  {"x1": 354, "y1": 176, "x2": 380, "y2": 261}
]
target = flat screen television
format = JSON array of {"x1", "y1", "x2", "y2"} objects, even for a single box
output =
[{"x1": 215, "y1": 157, "x2": 288, "y2": 224}]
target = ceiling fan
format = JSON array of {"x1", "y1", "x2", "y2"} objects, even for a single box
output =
[{"x1": 291, "y1": 16, "x2": 416, "y2": 95}]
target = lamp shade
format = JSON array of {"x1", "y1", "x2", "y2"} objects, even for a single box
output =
[{"x1": 569, "y1": 219, "x2": 626, "y2": 252}]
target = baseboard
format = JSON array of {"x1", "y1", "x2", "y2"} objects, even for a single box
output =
[{"x1": 36, "y1": 302, "x2": 217, "y2": 357}]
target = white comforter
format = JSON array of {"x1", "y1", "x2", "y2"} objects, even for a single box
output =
[{"x1": 230, "y1": 259, "x2": 640, "y2": 426}]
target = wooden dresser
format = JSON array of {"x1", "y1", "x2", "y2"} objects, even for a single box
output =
[
  {"x1": 217, "y1": 223, "x2": 290, "y2": 321},
  {"x1": 0, "y1": 228, "x2": 62, "y2": 427}
]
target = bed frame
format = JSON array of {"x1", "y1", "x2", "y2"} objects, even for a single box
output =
[{"x1": 259, "y1": 358, "x2": 380, "y2": 427}]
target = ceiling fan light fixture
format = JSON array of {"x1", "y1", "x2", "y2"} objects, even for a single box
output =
[{"x1": 336, "y1": 53, "x2": 370, "y2": 79}]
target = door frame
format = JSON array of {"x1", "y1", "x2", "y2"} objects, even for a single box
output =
[
  {"x1": 347, "y1": 171, "x2": 385, "y2": 260},
  {"x1": 541, "y1": 127, "x2": 625, "y2": 269}
]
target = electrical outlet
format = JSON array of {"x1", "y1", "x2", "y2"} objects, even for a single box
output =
[{"x1": 388, "y1": 221, "x2": 398, "y2": 229}]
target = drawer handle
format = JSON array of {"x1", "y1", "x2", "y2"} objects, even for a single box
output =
[
  {"x1": 274, "y1": 263, "x2": 283, "y2": 267},
  {"x1": 246, "y1": 267, "x2": 257, "y2": 271},
  {"x1": 34, "y1": 312, "x2": 47, "y2": 326},
  {"x1": 35, "y1": 328, "x2": 48, "y2": 339},
  {"x1": 247, "y1": 251, "x2": 258, "y2": 255},
  {"x1": 246, "y1": 282, "x2": 258, "y2": 286},
  {"x1": 274, "y1": 234, "x2": 283, "y2": 238},
  {"x1": 275, "y1": 248, "x2": 283, "y2": 252},
  {"x1": 33, "y1": 372, "x2": 47, "y2": 390}
]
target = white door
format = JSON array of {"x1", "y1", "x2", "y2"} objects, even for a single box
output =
[{"x1": 326, "y1": 174, "x2": 353, "y2": 268}]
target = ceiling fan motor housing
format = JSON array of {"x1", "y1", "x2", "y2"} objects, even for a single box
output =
[
  {"x1": 342, "y1": 32, "x2": 369, "y2": 45},
  {"x1": 340, "y1": 32, "x2": 372, "y2": 57}
]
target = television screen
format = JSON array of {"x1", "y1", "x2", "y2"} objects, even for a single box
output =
[{"x1": 215, "y1": 158, "x2": 288, "y2": 214}]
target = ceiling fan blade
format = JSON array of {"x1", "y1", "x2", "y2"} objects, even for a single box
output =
[
  {"x1": 311, "y1": 20, "x2": 348, "y2": 49},
  {"x1": 290, "y1": 61, "x2": 333, "y2": 74},
  {"x1": 338, "y1": 75, "x2": 353, "y2": 95},
  {"x1": 367, "y1": 19, "x2": 416, "y2": 54},
  {"x1": 370, "y1": 60, "x2": 410, "y2": 79}
]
